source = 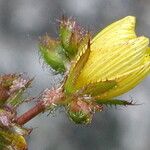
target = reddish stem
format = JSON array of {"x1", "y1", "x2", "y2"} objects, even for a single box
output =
[
  {"x1": 16, "y1": 87, "x2": 64, "y2": 125},
  {"x1": 16, "y1": 101, "x2": 45, "y2": 125}
]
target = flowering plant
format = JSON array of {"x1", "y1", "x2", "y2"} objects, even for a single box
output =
[{"x1": 0, "y1": 16, "x2": 149, "y2": 149}]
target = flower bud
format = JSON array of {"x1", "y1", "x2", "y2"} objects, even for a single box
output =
[
  {"x1": 67, "y1": 99, "x2": 102, "y2": 124},
  {"x1": 59, "y1": 16, "x2": 88, "y2": 58},
  {"x1": 39, "y1": 35, "x2": 66, "y2": 73},
  {"x1": 64, "y1": 16, "x2": 150, "y2": 106}
]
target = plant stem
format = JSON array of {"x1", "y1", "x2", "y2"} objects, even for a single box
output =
[
  {"x1": 16, "y1": 87, "x2": 64, "y2": 125},
  {"x1": 16, "y1": 101, "x2": 45, "y2": 125}
]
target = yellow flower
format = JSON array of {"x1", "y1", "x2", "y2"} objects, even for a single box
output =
[{"x1": 64, "y1": 16, "x2": 150, "y2": 100}]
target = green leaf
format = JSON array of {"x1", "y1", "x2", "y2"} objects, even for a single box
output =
[{"x1": 78, "y1": 32, "x2": 91, "y2": 54}]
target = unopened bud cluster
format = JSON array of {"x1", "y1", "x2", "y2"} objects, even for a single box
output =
[{"x1": 39, "y1": 16, "x2": 89, "y2": 73}]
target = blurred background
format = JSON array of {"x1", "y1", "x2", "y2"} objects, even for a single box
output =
[{"x1": 0, "y1": 0, "x2": 150, "y2": 149}]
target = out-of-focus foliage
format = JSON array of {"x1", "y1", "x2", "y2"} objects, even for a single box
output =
[
  {"x1": 0, "y1": 74, "x2": 32, "y2": 150},
  {"x1": 0, "y1": 126, "x2": 28, "y2": 150}
]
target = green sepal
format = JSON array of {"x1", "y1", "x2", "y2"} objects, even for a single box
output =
[
  {"x1": 77, "y1": 32, "x2": 91, "y2": 54},
  {"x1": 78, "y1": 79, "x2": 117, "y2": 97},
  {"x1": 95, "y1": 98, "x2": 134, "y2": 106},
  {"x1": 64, "y1": 39, "x2": 91, "y2": 94}
]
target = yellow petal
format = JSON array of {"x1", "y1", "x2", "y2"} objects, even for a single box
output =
[
  {"x1": 99, "y1": 61, "x2": 150, "y2": 99},
  {"x1": 91, "y1": 16, "x2": 136, "y2": 51},
  {"x1": 76, "y1": 36, "x2": 149, "y2": 88},
  {"x1": 64, "y1": 16, "x2": 150, "y2": 99}
]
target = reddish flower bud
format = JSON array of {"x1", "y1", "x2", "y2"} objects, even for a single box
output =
[{"x1": 67, "y1": 99, "x2": 102, "y2": 124}]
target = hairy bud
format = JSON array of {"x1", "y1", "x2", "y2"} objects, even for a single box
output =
[
  {"x1": 39, "y1": 35, "x2": 66, "y2": 73},
  {"x1": 67, "y1": 99, "x2": 102, "y2": 124},
  {"x1": 59, "y1": 16, "x2": 88, "y2": 58}
]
